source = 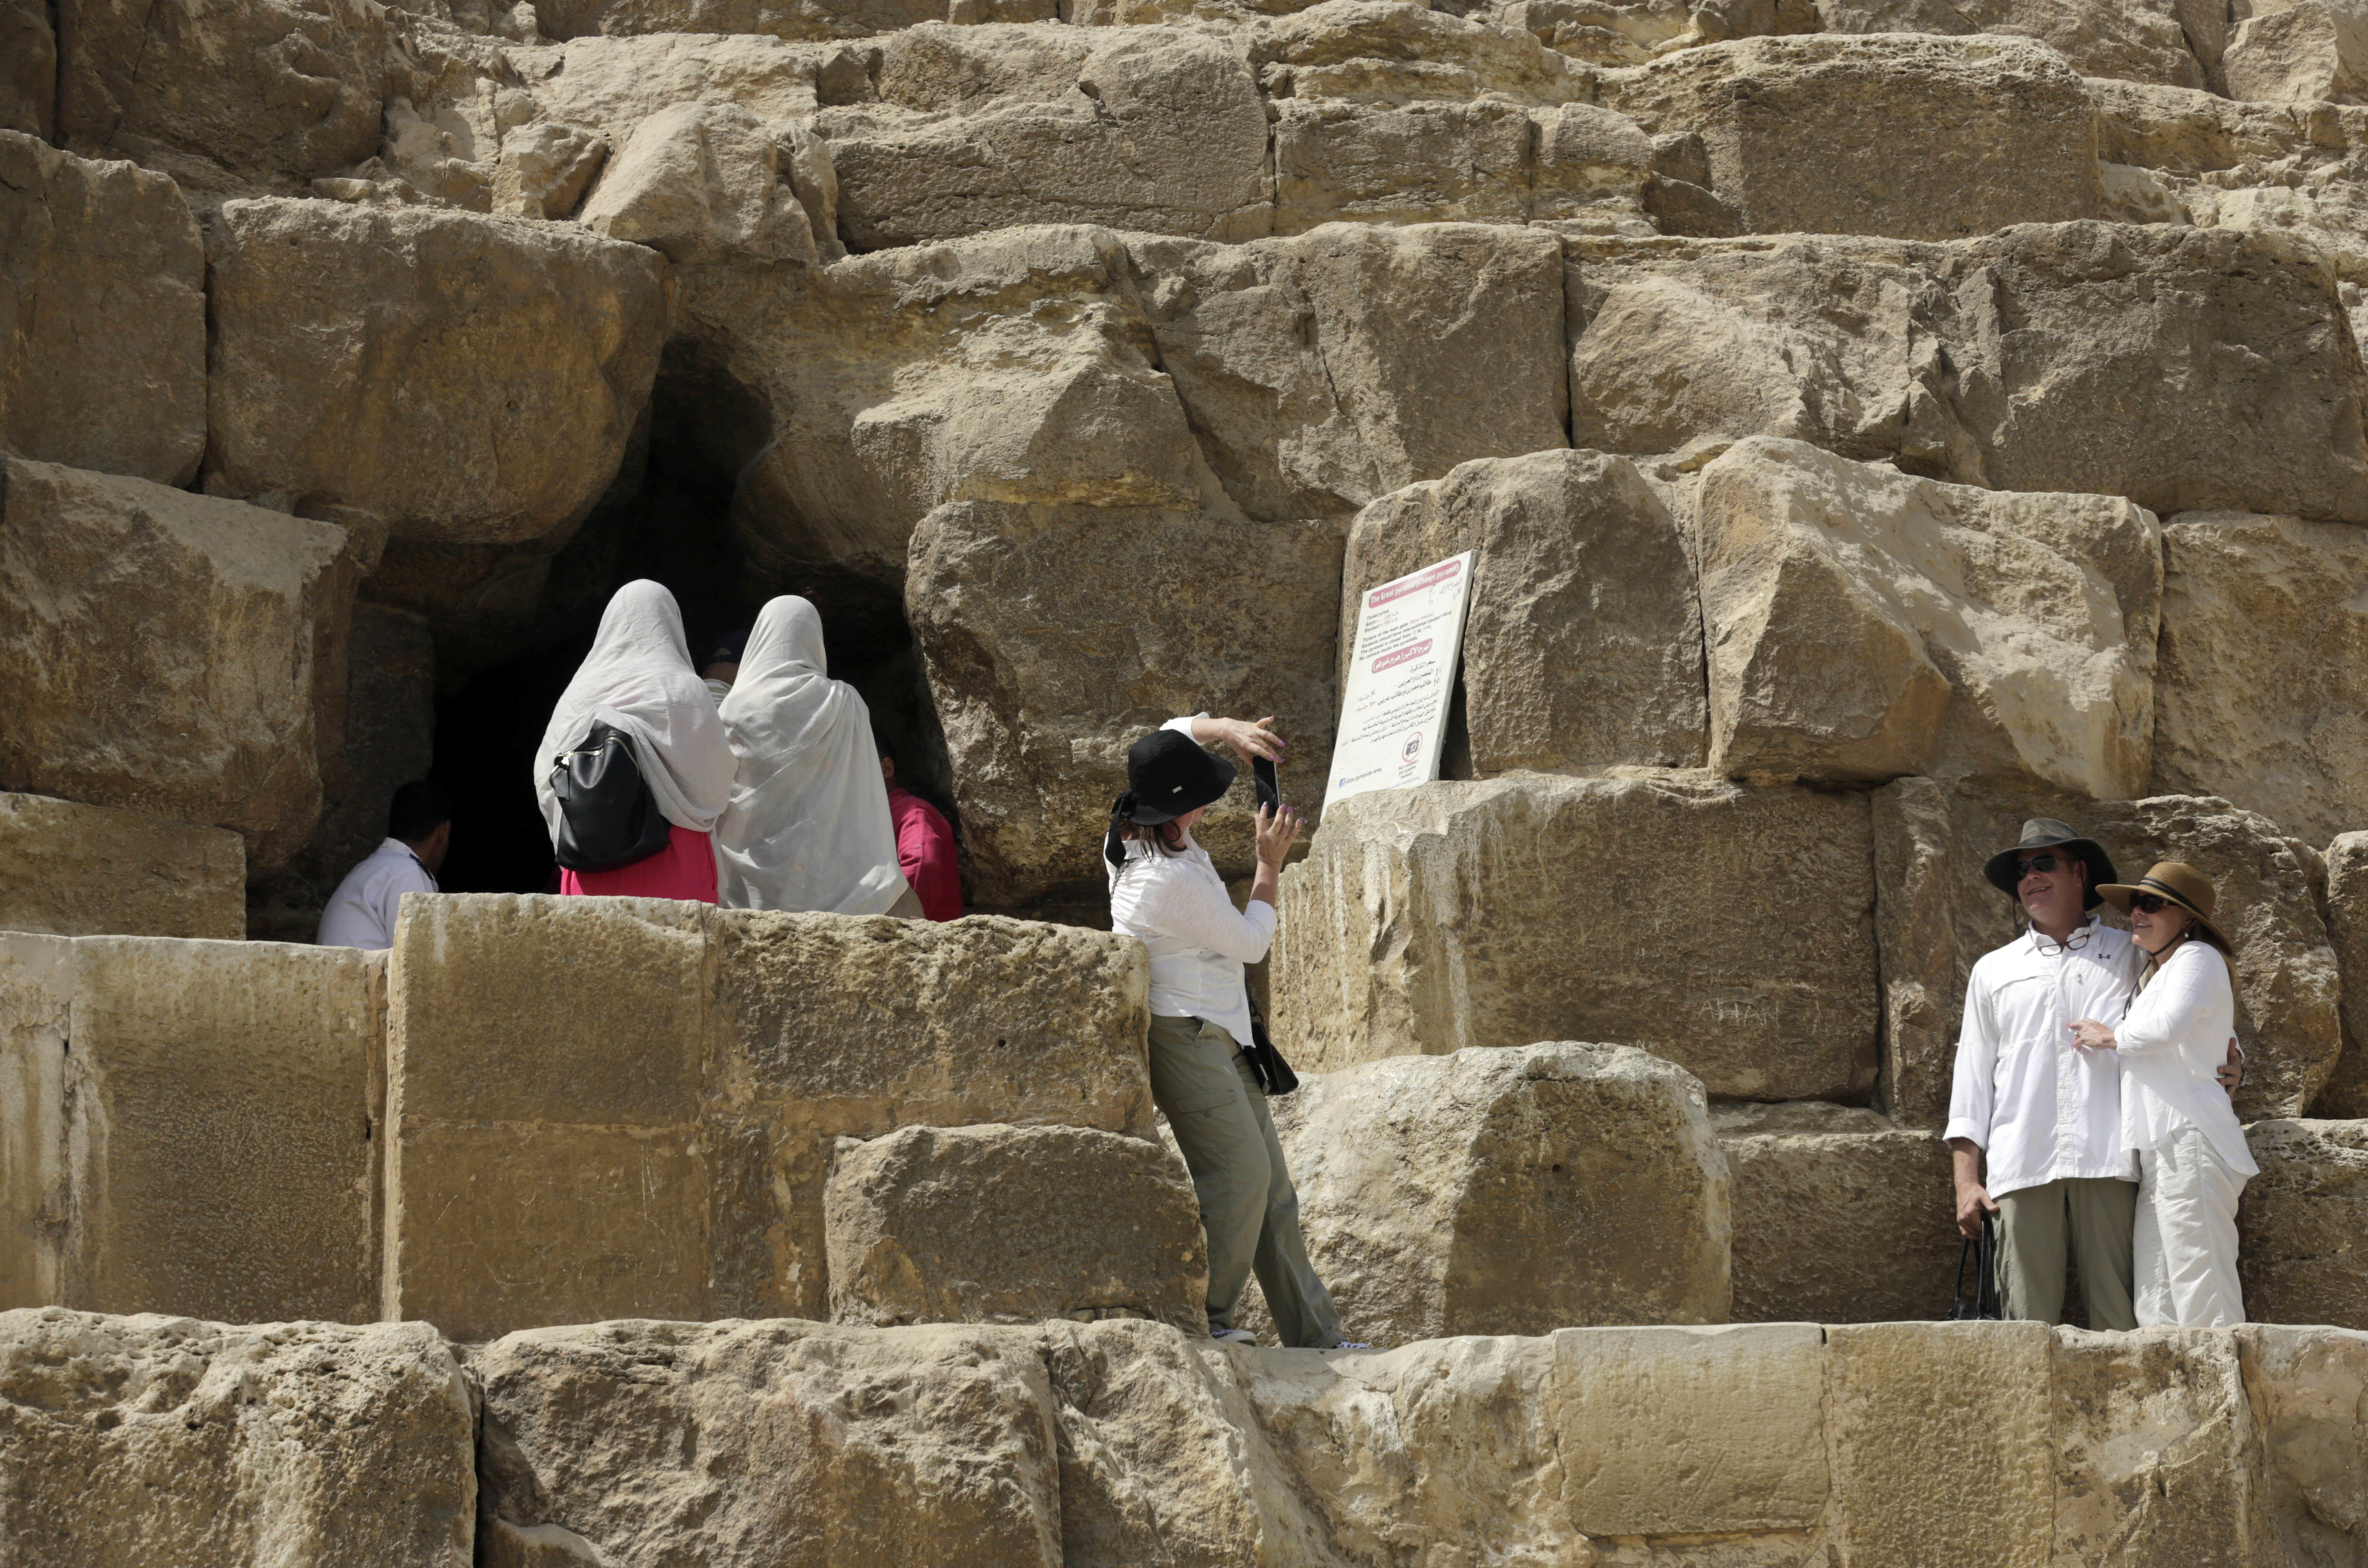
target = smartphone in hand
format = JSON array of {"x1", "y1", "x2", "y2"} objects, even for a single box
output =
[{"x1": 1253, "y1": 756, "x2": 1281, "y2": 814}]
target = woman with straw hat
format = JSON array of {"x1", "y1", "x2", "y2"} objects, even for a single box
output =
[{"x1": 2068, "y1": 863, "x2": 2259, "y2": 1328}]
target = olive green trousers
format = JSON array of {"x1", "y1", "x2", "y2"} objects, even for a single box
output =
[{"x1": 1995, "y1": 1176, "x2": 2139, "y2": 1331}]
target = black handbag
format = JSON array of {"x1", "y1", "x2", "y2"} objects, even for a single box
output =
[
  {"x1": 1944, "y1": 1211, "x2": 2003, "y2": 1321},
  {"x1": 550, "y1": 722, "x2": 673, "y2": 873},
  {"x1": 1241, "y1": 993, "x2": 1300, "y2": 1098}
]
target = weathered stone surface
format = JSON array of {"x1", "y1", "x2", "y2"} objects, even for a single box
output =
[
  {"x1": 0, "y1": 1309, "x2": 474, "y2": 1568},
  {"x1": 205, "y1": 198, "x2": 668, "y2": 547},
  {"x1": 1872, "y1": 778, "x2": 2340, "y2": 1126},
  {"x1": 475, "y1": 1319, "x2": 1065, "y2": 1568},
  {"x1": 0, "y1": 794, "x2": 244, "y2": 941},
  {"x1": 531, "y1": 0, "x2": 973, "y2": 38},
  {"x1": 1341, "y1": 449, "x2": 1707, "y2": 777},
  {"x1": 1, "y1": 937, "x2": 377, "y2": 1323},
  {"x1": 1814, "y1": 0, "x2": 2208, "y2": 88},
  {"x1": 0, "y1": 0, "x2": 53, "y2": 138},
  {"x1": 907, "y1": 502, "x2": 1343, "y2": 905},
  {"x1": 1273, "y1": 99, "x2": 1534, "y2": 233},
  {"x1": 1566, "y1": 223, "x2": 2368, "y2": 524},
  {"x1": 579, "y1": 101, "x2": 834, "y2": 265},
  {"x1": 1826, "y1": 1320, "x2": 2052, "y2": 1568},
  {"x1": 1713, "y1": 1100, "x2": 1958, "y2": 1323},
  {"x1": 1559, "y1": 1322, "x2": 1827, "y2": 1535},
  {"x1": 2321, "y1": 832, "x2": 2368, "y2": 1118},
  {"x1": 1273, "y1": 771, "x2": 1877, "y2": 1098},
  {"x1": 2225, "y1": 0, "x2": 2368, "y2": 104},
  {"x1": 820, "y1": 26, "x2": 1270, "y2": 250},
  {"x1": 1597, "y1": 35, "x2": 2104, "y2": 240},
  {"x1": 825, "y1": 1123, "x2": 1205, "y2": 1331},
  {"x1": 0, "y1": 133, "x2": 205, "y2": 488},
  {"x1": 1696, "y1": 436, "x2": 2161, "y2": 796},
  {"x1": 2239, "y1": 1322, "x2": 2368, "y2": 1561},
  {"x1": 1247, "y1": 0, "x2": 1598, "y2": 103},
  {"x1": 56, "y1": 0, "x2": 389, "y2": 195},
  {"x1": 1272, "y1": 1045, "x2": 1731, "y2": 1342},
  {"x1": 2152, "y1": 513, "x2": 2368, "y2": 848},
  {"x1": 2242, "y1": 1119, "x2": 2368, "y2": 1330},
  {"x1": 0, "y1": 457, "x2": 354, "y2": 871}
]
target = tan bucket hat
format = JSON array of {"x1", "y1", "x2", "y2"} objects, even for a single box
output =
[{"x1": 2096, "y1": 861, "x2": 2236, "y2": 952}]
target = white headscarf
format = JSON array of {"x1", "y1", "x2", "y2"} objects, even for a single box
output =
[
  {"x1": 534, "y1": 580, "x2": 737, "y2": 845},
  {"x1": 714, "y1": 596, "x2": 910, "y2": 916}
]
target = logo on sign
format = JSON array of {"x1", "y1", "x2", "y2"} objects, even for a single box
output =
[{"x1": 1402, "y1": 732, "x2": 1422, "y2": 763}]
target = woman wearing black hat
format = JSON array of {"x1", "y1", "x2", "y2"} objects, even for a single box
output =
[{"x1": 1106, "y1": 713, "x2": 1357, "y2": 1350}]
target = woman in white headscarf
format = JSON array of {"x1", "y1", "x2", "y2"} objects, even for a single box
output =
[
  {"x1": 534, "y1": 580, "x2": 738, "y2": 903},
  {"x1": 714, "y1": 596, "x2": 917, "y2": 916}
]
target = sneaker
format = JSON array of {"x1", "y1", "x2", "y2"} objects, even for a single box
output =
[
  {"x1": 1326, "y1": 1340, "x2": 1372, "y2": 1351},
  {"x1": 1210, "y1": 1328, "x2": 1259, "y2": 1344}
]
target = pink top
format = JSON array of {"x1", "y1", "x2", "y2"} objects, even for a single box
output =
[
  {"x1": 558, "y1": 824, "x2": 719, "y2": 905},
  {"x1": 887, "y1": 788, "x2": 962, "y2": 922}
]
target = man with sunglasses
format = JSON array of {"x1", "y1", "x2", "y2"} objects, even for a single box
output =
[{"x1": 1943, "y1": 819, "x2": 2145, "y2": 1328}]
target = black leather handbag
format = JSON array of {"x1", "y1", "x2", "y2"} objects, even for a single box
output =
[
  {"x1": 1944, "y1": 1211, "x2": 2004, "y2": 1321},
  {"x1": 1242, "y1": 994, "x2": 1300, "y2": 1098},
  {"x1": 550, "y1": 722, "x2": 673, "y2": 873}
]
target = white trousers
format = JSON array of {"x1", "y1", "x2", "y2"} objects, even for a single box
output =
[{"x1": 2132, "y1": 1127, "x2": 2249, "y2": 1328}]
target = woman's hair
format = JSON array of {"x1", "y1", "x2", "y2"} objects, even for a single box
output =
[{"x1": 1117, "y1": 817, "x2": 1189, "y2": 855}]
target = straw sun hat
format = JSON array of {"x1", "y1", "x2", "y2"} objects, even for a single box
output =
[{"x1": 2096, "y1": 861, "x2": 2236, "y2": 952}]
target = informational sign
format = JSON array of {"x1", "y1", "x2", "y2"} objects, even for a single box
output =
[{"x1": 1323, "y1": 551, "x2": 1476, "y2": 809}]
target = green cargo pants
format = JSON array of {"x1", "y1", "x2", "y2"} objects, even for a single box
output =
[
  {"x1": 1147, "y1": 1014, "x2": 1343, "y2": 1349},
  {"x1": 1995, "y1": 1176, "x2": 2139, "y2": 1330}
]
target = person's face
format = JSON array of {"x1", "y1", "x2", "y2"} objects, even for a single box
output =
[
  {"x1": 879, "y1": 754, "x2": 896, "y2": 786},
  {"x1": 2129, "y1": 897, "x2": 2193, "y2": 955},
  {"x1": 2017, "y1": 848, "x2": 2084, "y2": 927},
  {"x1": 419, "y1": 820, "x2": 452, "y2": 875},
  {"x1": 1174, "y1": 805, "x2": 1207, "y2": 832}
]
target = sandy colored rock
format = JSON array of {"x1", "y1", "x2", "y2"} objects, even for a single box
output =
[
  {"x1": 1596, "y1": 35, "x2": 2103, "y2": 240},
  {"x1": 0, "y1": 457, "x2": 354, "y2": 871},
  {"x1": 205, "y1": 198, "x2": 668, "y2": 547},
  {"x1": 2321, "y1": 832, "x2": 2368, "y2": 1118},
  {"x1": 579, "y1": 102, "x2": 834, "y2": 265},
  {"x1": 1713, "y1": 1101, "x2": 1959, "y2": 1322},
  {"x1": 2152, "y1": 513, "x2": 2368, "y2": 848},
  {"x1": 1273, "y1": 99, "x2": 1534, "y2": 233},
  {"x1": 1814, "y1": 0, "x2": 2207, "y2": 88},
  {"x1": 0, "y1": 133, "x2": 205, "y2": 488},
  {"x1": 1558, "y1": 1323, "x2": 1827, "y2": 1535},
  {"x1": 2241, "y1": 1119, "x2": 2368, "y2": 1329},
  {"x1": 1696, "y1": 436, "x2": 2161, "y2": 796},
  {"x1": 0, "y1": 1309, "x2": 474, "y2": 1568},
  {"x1": 825, "y1": 1123, "x2": 1205, "y2": 1331},
  {"x1": 906, "y1": 502, "x2": 1343, "y2": 905},
  {"x1": 1341, "y1": 449, "x2": 1707, "y2": 777},
  {"x1": 1246, "y1": 1, "x2": 1595, "y2": 103},
  {"x1": 0, "y1": 933, "x2": 69, "y2": 1308},
  {"x1": 2238, "y1": 1322, "x2": 2368, "y2": 1560},
  {"x1": 2226, "y1": 1, "x2": 2368, "y2": 103},
  {"x1": 1272, "y1": 771, "x2": 1877, "y2": 1098},
  {"x1": 533, "y1": 0, "x2": 970, "y2": 37},
  {"x1": 1825, "y1": 1320, "x2": 2052, "y2": 1568},
  {"x1": 475, "y1": 1318, "x2": 1065, "y2": 1568},
  {"x1": 1871, "y1": 778, "x2": 2340, "y2": 1126},
  {"x1": 0, "y1": 794, "x2": 244, "y2": 941},
  {"x1": 821, "y1": 26, "x2": 1270, "y2": 250},
  {"x1": 1274, "y1": 1045, "x2": 1731, "y2": 1341}
]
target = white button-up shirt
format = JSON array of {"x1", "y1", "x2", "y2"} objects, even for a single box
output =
[
  {"x1": 1944, "y1": 916, "x2": 2144, "y2": 1198},
  {"x1": 317, "y1": 838, "x2": 438, "y2": 952}
]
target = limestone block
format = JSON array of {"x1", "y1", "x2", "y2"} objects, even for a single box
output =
[
  {"x1": 1272, "y1": 99, "x2": 1533, "y2": 233},
  {"x1": 1813, "y1": 0, "x2": 2207, "y2": 88},
  {"x1": 825, "y1": 1123, "x2": 1205, "y2": 1331},
  {"x1": 490, "y1": 121, "x2": 611, "y2": 219},
  {"x1": 0, "y1": 1309, "x2": 474, "y2": 1568},
  {"x1": 0, "y1": 457, "x2": 353, "y2": 870},
  {"x1": 2225, "y1": 0, "x2": 2368, "y2": 103},
  {"x1": 2322, "y1": 833, "x2": 2368, "y2": 1118},
  {"x1": 1596, "y1": 35, "x2": 2103, "y2": 240},
  {"x1": 1557, "y1": 1323, "x2": 1827, "y2": 1536},
  {"x1": 1696, "y1": 436, "x2": 2162, "y2": 797},
  {"x1": 474, "y1": 1319, "x2": 1066, "y2": 1568},
  {"x1": 0, "y1": 133, "x2": 205, "y2": 487},
  {"x1": 2088, "y1": 76, "x2": 2323, "y2": 175},
  {"x1": 2241, "y1": 1120, "x2": 2368, "y2": 1329},
  {"x1": 1244, "y1": 0, "x2": 1597, "y2": 105},
  {"x1": 0, "y1": 933, "x2": 69, "y2": 1309},
  {"x1": 821, "y1": 26, "x2": 1271, "y2": 249},
  {"x1": 1271, "y1": 772, "x2": 1878, "y2": 1098},
  {"x1": 1272, "y1": 1045, "x2": 1731, "y2": 1342},
  {"x1": 1824, "y1": 1321, "x2": 2053, "y2": 1568},
  {"x1": 0, "y1": 794, "x2": 244, "y2": 941},
  {"x1": 1871, "y1": 778, "x2": 2340, "y2": 1125},
  {"x1": 905, "y1": 502, "x2": 1343, "y2": 904},
  {"x1": 533, "y1": 0, "x2": 960, "y2": 38},
  {"x1": 2153, "y1": 514, "x2": 2368, "y2": 848},
  {"x1": 1532, "y1": 102, "x2": 1656, "y2": 224},
  {"x1": 0, "y1": 0, "x2": 53, "y2": 138},
  {"x1": 55, "y1": 0, "x2": 387, "y2": 194},
  {"x1": 2051, "y1": 1328, "x2": 2273, "y2": 1563},
  {"x1": 1131, "y1": 221, "x2": 1571, "y2": 521},
  {"x1": 1340, "y1": 449, "x2": 1707, "y2": 776},
  {"x1": 579, "y1": 102, "x2": 831, "y2": 265},
  {"x1": 205, "y1": 198, "x2": 668, "y2": 547},
  {"x1": 1712, "y1": 1101, "x2": 1959, "y2": 1323},
  {"x1": 2237, "y1": 1322, "x2": 2368, "y2": 1561}
]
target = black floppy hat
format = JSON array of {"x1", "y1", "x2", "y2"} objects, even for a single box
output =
[
  {"x1": 1118, "y1": 729, "x2": 1237, "y2": 824},
  {"x1": 1982, "y1": 817, "x2": 2117, "y2": 910}
]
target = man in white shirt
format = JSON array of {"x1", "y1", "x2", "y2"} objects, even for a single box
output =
[
  {"x1": 317, "y1": 781, "x2": 452, "y2": 951},
  {"x1": 1945, "y1": 819, "x2": 2143, "y2": 1329}
]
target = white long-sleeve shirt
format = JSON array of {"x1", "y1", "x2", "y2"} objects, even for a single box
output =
[
  {"x1": 1105, "y1": 714, "x2": 1271, "y2": 1048},
  {"x1": 317, "y1": 838, "x2": 437, "y2": 951},
  {"x1": 1944, "y1": 917, "x2": 2144, "y2": 1198},
  {"x1": 2117, "y1": 939, "x2": 2259, "y2": 1178}
]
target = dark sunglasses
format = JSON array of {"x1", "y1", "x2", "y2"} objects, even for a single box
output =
[
  {"x1": 2016, "y1": 854, "x2": 2063, "y2": 879},
  {"x1": 2128, "y1": 893, "x2": 2175, "y2": 914}
]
